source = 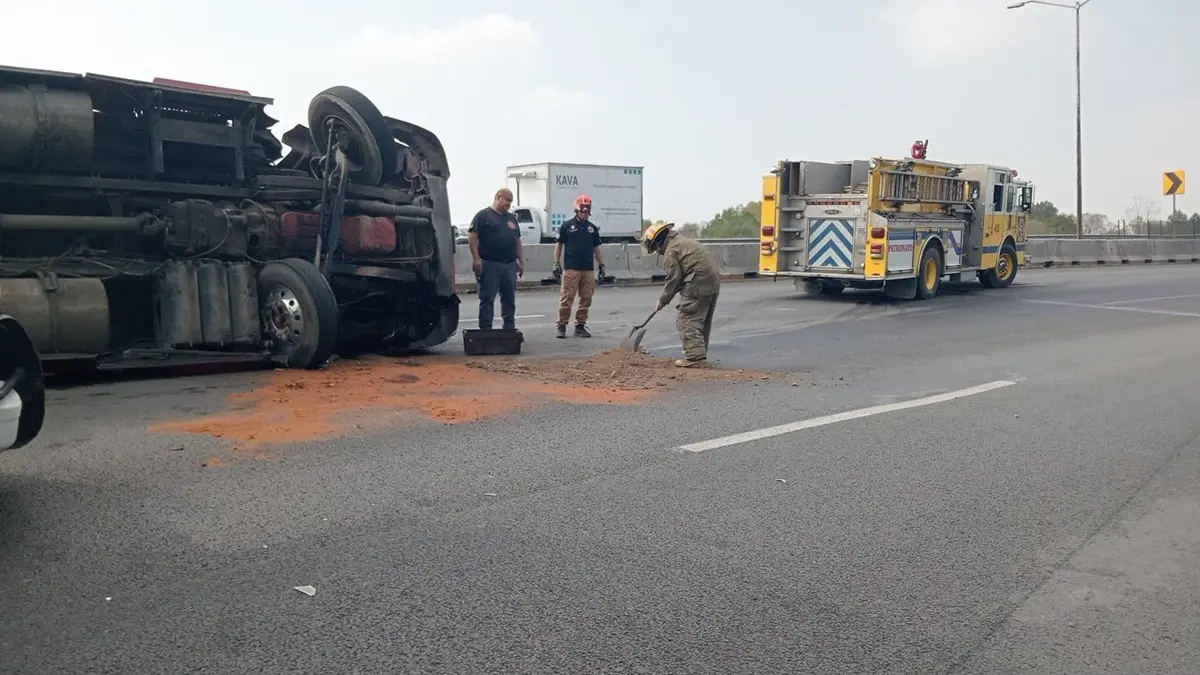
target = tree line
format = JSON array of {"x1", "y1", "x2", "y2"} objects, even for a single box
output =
[
  {"x1": 638, "y1": 198, "x2": 1200, "y2": 239},
  {"x1": 1031, "y1": 200, "x2": 1200, "y2": 236},
  {"x1": 641, "y1": 201, "x2": 762, "y2": 239}
]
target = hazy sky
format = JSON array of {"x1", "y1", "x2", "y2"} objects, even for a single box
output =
[{"x1": 3, "y1": 0, "x2": 1195, "y2": 225}]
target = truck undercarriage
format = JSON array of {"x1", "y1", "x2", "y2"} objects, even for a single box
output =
[{"x1": 0, "y1": 66, "x2": 459, "y2": 371}]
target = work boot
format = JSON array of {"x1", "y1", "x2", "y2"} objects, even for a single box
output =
[
  {"x1": 574, "y1": 324, "x2": 591, "y2": 338},
  {"x1": 556, "y1": 325, "x2": 567, "y2": 339},
  {"x1": 674, "y1": 358, "x2": 707, "y2": 368}
]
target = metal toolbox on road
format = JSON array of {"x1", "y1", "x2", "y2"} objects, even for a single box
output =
[{"x1": 462, "y1": 329, "x2": 524, "y2": 356}]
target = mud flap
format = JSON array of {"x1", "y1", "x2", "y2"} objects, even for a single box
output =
[
  {"x1": 883, "y1": 278, "x2": 918, "y2": 300},
  {"x1": 424, "y1": 175, "x2": 458, "y2": 298},
  {"x1": 401, "y1": 296, "x2": 461, "y2": 351}
]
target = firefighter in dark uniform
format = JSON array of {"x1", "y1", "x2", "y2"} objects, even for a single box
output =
[{"x1": 552, "y1": 194, "x2": 606, "y2": 338}]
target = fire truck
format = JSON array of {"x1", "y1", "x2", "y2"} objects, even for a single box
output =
[{"x1": 757, "y1": 142, "x2": 1034, "y2": 299}]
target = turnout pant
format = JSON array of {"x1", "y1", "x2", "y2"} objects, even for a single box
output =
[
  {"x1": 677, "y1": 290, "x2": 719, "y2": 361},
  {"x1": 477, "y1": 259, "x2": 518, "y2": 329},
  {"x1": 557, "y1": 269, "x2": 596, "y2": 327}
]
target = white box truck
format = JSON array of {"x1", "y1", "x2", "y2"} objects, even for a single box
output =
[{"x1": 505, "y1": 162, "x2": 643, "y2": 244}]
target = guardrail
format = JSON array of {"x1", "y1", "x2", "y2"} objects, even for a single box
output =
[{"x1": 452, "y1": 238, "x2": 1200, "y2": 293}]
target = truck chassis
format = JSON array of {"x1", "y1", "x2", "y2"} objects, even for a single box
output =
[{"x1": 0, "y1": 66, "x2": 459, "y2": 372}]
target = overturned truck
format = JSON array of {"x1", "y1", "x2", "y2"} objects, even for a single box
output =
[{"x1": 0, "y1": 65, "x2": 459, "y2": 371}]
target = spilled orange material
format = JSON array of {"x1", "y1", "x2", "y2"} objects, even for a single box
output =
[
  {"x1": 149, "y1": 354, "x2": 640, "y2": 449},
  {"x1": 150, "y1": 351, "x2": 771, "y2": 453}
]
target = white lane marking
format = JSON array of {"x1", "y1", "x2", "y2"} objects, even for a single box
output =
[
  {"x1": 1023, "y1": 299, "x2": 1200, "y2": 318},
  {"x1": 677, "y1": 380, "x2": 1017, "y2": 453},
  {"x1": 514, "y1": 314, "x2": 546, "y2": 319},
  {"x1": 1103, "y1": 293, "x2": 1200, "y2": 305},
  {"x1": 645, "y1": 340, "x2": 735, "y2": 353}
]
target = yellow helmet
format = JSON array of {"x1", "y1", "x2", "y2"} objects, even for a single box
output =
[{"x1": 642, "y1": 220, "x2": 674, "y2": 253}]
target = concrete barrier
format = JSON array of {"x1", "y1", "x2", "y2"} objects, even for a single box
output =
[
  {"x1": 628, "y1": 249, "x2": 667, "y2": 282},
  {"x1": 1027, "y1": 238, "x2": 1200, "y2": 267},
  {"x1": 450, "y1": 239, "x2": 1200, "y2": 292},
  {"x1": 602, "y1": 243, "x2": 636, "y2": 284}
]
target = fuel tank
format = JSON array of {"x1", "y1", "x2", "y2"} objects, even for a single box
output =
[{"x1": 0, "y1": 87, "x2": 94, "y2": 173}]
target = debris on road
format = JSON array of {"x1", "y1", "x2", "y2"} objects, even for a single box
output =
[
  {"x1": 467, "y1": 349, "x2": 767, "y2": 391},
  {"x1": 149, "y1": 352, "x2": 775, "y2": 452},
  {"x1": 293, "y1": 585, "x2": 317, "y2": 597}
]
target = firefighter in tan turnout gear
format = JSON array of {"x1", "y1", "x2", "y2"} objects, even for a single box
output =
[{"x1": 643, "y1": 221, "x2": 721, "y2": 367}]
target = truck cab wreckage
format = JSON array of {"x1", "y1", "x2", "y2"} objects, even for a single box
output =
[{"x1": 0, "y1": 65, "x2": 459, "y2": 371}]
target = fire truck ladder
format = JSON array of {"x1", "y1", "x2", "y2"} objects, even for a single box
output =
[{"x1": 877, "y1": 169, "x2": 972, "y2": 205}]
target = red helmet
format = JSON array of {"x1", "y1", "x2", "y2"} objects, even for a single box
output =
[{"x1": 573, "y1": 194, "x2": 593, "y2": 211}]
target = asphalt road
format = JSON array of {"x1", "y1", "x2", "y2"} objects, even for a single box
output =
[{"x1": 3, "y1": 266, "x2": 1200, "y2": 674}]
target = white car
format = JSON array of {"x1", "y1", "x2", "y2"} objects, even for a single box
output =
[{"x1": 0, "y1": 315, "x2": 45, "y2": 452}]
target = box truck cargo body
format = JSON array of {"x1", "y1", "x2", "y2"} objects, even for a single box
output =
[{"x1": 505, "y1": 162, "x2": 643, "y2": 243}]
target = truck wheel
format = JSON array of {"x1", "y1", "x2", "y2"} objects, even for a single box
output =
[
  {"x1": 308, "y1": 86, "x2": 397, "y2": 187},
  {"x1": 979, "y1": 242, "x2": 1018, "y2": 289},
  {"x1": 258, "y1": 259, "x2": 340, "y2": 369},
  {"x1": 916, "y1": 245, "x2": 943, "y2": 300}
]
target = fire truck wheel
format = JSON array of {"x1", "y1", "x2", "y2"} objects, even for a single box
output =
[
  {"x1": 258, "y1": 259, "x2": 340, "y2": 369},
  {"x1": 979, "y1": 242, "x2": 1018, "y2": 289},
  {"x1": 994, "y1": 242, "x2": 1019, "y2": 287},
  {"x1": 916, "y1": 245, "x2": 943, "y2": 300},
  {"x1": 307, "y1": 86, "x2": 397, "y2": 187}
]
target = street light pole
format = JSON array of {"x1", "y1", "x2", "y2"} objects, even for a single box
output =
[{"x1": 1008, "y1": 0, "x2": 1092, "y2": 239}]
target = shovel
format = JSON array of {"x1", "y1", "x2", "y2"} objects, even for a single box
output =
[{"x1": 619, "y1": 307, "x2": 660, "y2": 351}]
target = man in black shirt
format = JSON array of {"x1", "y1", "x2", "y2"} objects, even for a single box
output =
[
  {"x1": 552, "y1": 193, "x2": 606, "y2": 338},
  {"x1": 468, "y1": 188, "x2": 525, "y2": 330}
]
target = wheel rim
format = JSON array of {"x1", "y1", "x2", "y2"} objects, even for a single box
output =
[
  {"x1": 263, "y1": 285, "x2": 305, "y2": 353},
  {"x1": 924, "y1": 257, "x2": 938, "y2": 289},
  {"x1": 998, "y1": 251, "x2": 1014, "y2": 281}
]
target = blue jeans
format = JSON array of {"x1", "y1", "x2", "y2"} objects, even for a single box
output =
[{"x1": 477, "y1": 259, "x2": 518, "y2": 329}]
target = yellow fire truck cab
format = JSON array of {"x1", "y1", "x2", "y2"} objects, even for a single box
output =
[{"x1": 758, "y1": 150, "x2": 1034, "y2": 299}]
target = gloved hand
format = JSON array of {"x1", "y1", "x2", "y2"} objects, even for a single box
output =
[
  {"x1": 598, "y1": 264, "x2": 606, "y2": 279},
  {"x1": 552, "y1": 261, "x2": 562, "y2": 280}
]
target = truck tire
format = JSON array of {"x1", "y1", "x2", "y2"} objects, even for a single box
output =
[
  {"x1": 979, "y1": 242, "x2": 1019, "y2": 289},
  {"x1": 258, "y1": 259, "x2": 340, "y2": 369},
  {"x1": 307, "y1": 86, "x2": 397, "y2": 187},
  {"x1": 916, "y1": 245, "x2": 943, "y2": 300}
]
